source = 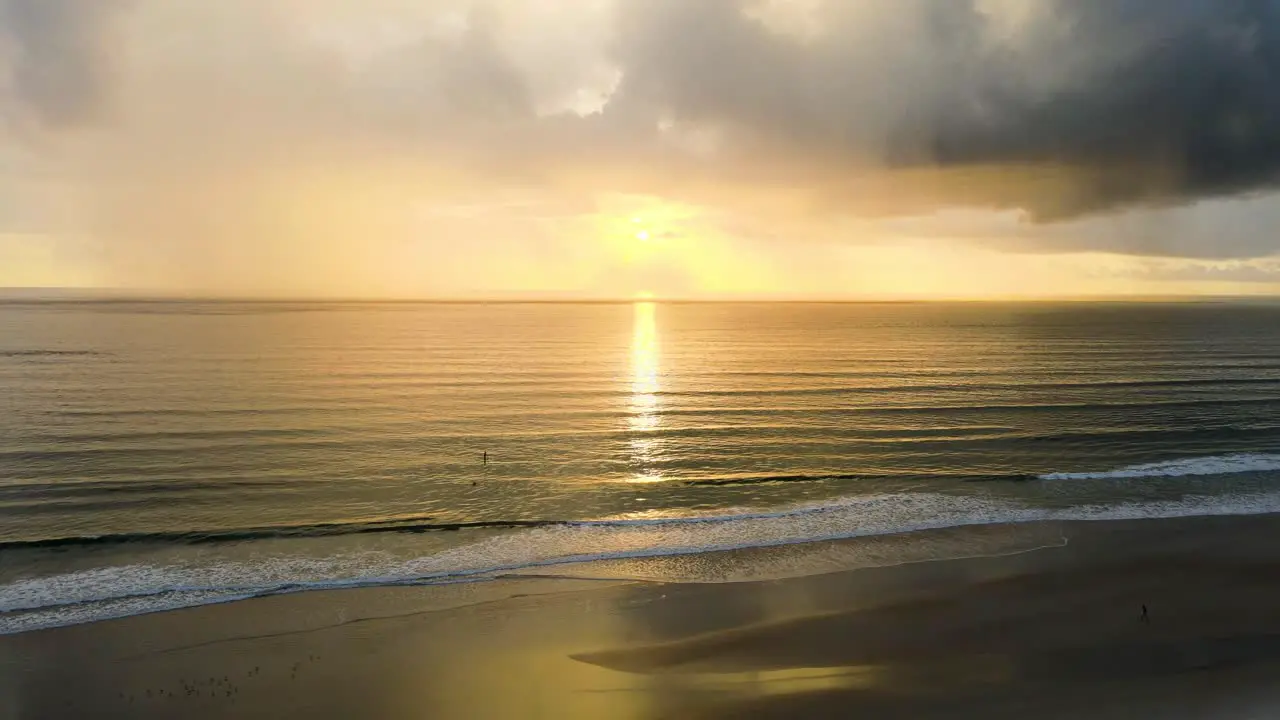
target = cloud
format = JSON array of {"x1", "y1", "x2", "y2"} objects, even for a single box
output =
[
  {"x1": 0, "y1": 0, "x2": 124, "y2": 128},
  {"x1": 5, "y1": 0, "x2": 1280, "y2": 294},
  {"x1": 609, "y1": 0, "x2": 1280, "y2": 221}
]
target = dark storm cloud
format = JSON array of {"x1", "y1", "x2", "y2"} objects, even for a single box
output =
[
  {"x1": 930, "y1": 0, "x2": 1280, "y2": 218},
  {"x1": 613, "y1": 0, "x2": 1280, "y2": 221},
  {"x1": 0, "y1": 0, "x2": 123, "y2": 127}
]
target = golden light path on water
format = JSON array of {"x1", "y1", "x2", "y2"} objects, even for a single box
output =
[{"x1": 628, "y1": 301, "x2": 664, "y2": 483}]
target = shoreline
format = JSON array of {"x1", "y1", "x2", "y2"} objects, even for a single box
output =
[
  {"x1": 11, "y1": 486, "x2": 1280, "y2": 636},
  {"x1": 6, "y1": 513, "x2": 1280, "y2": 718}
]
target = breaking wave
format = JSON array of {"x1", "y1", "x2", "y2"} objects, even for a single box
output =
[
  {"x1": 1040, "y1": 453, "x2": 1280, "y2": 481},
  {"x1": 6, "y1": 488, "x2": 1280, "y2": 635}
]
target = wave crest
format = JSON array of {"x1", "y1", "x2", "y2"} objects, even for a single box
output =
[
  {"x1": 1039, "y1": 453, "x2": 1280, "y2": 481},
  {"x1": 7, "y1": 489, "x2": 1280, "y2": 634}
]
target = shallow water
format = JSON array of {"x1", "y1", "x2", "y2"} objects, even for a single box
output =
[{"x1": 4, "y1": 300, "x2": 1280, "y2": 631}]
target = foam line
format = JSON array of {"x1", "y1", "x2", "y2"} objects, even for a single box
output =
[
  {"x1": 6, "y1": 489, "x2": 1280, "y2": 634},
  {"x1": 1040, "y1": 453, "x2": 1280, "y2": 481}
]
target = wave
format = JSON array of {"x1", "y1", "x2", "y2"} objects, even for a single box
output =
[
  {"x1": 0, "y1": 349, "x2": 105, "y2": 358},
  {"x1": 0, "y1": 472, "x2": 1038, "y2": 549},
  {"x1": 0, "y1": 517, "x2": 563, "y2": 551},
  {"x1": 0, "y1": 477, "x2": 1014, "y2": 548},
  {"x1": 1039, "y1": 452, "x2": 1280, "y2": 481},
  {"x1": 3, "y1": 450, "x2": 1276, "y2": 551},
  {"x1": 683, "y1": 472, "x2": 1027, "y2": 487},
  {"x1": 7, "y1": 448, "x2": 1280, "y2": 551},
  {"x1": 7, "y1": 489, "x2": 1280, "y2": 634}
]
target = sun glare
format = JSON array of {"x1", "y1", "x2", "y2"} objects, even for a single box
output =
[
  {"x1": 628, "y1": 301, "x2": 663, "y2": 482},
  {"x1": 600, "y1": 198, "x2": 784, "y2": 299}
]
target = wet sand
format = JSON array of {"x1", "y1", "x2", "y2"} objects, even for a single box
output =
[{"x1": 5, "y1": 514, "x2": 1280, "y2": 719}]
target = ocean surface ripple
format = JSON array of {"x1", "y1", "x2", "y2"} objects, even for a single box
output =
[{"x1": 4, "y1": 301, "x2": 1280, "y2": 632}]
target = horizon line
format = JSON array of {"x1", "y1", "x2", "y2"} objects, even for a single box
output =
[{"x1": 2, "y1": 288, "x2": 1278, "y2": 305}]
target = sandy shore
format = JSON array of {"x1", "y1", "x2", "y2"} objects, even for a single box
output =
[{"x1": 5, "y1": 514, "x2": 1280, "y2": 719}]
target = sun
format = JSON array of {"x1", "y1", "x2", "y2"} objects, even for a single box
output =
[{"x1": 636, "y1": 230, "x2": 651, "y2": 242}]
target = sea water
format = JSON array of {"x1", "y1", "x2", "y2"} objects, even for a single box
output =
[{"x1": 5, "y1": 300, "x2": 1280, "y2": 632}]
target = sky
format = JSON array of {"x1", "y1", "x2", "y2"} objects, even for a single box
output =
[{"x1": 3, "y1": 0, "x2": 1280, "y2": 299}]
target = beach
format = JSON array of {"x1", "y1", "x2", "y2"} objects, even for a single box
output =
[
  {"x1": 6, "y1": 0, "x2": 1280, "y2": 713},
  {"x1": 6, "y1": 514, "x2": 1280, "y2": 719}
]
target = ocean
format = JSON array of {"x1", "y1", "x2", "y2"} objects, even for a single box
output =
[{"x1": 4, "y1": 300, "x2": 1280, "y2": 634}]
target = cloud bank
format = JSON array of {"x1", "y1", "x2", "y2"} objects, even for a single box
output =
[{"x1": 3, "y1": 0, "x2": 1280, "y2": 292}]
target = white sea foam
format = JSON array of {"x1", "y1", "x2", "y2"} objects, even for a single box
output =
[
  {"x1": 5, "y1": 489, "x2": 1280, "y2": 634},
  {"x1": 1039, "y1": 452, "x2": 1280, "y2": 481}
]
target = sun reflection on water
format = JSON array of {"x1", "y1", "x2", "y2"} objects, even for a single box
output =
[{"x1": 628, "y1": 301, "x2": 663, "y2": 483}]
